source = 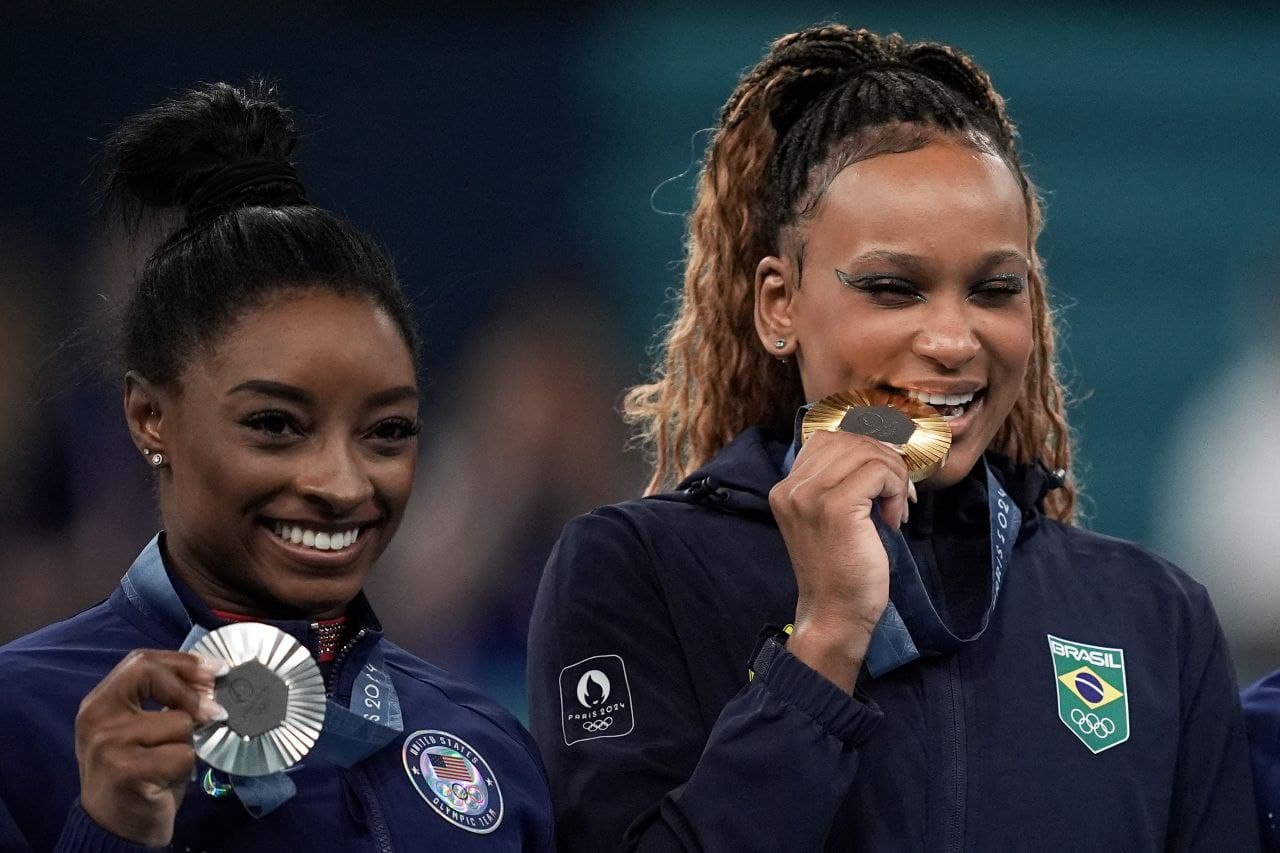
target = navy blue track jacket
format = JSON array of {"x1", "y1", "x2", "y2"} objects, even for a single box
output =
[
  {"x1": 528, "y1": 427, "x2": 1258, "y2": 851},
  {"x1": 0, "y1": 538, "x2": 554, "y2": 852}
]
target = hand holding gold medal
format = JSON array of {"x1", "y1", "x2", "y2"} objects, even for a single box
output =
[{"x1": 801, "y1": 389, "x2": 952, "y2": 483}]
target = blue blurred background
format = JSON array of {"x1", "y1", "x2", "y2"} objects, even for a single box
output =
[{"x1": 2, "y1": 4, "x2": 1277, "y2": 718}]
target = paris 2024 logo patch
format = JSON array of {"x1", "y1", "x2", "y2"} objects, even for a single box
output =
[
  {"x1": 559, "y1": 654, "x2": 635, "y2": 746},
  {"x1": 1047, "y1": 634, "x2": 1129, "y2": 754}
]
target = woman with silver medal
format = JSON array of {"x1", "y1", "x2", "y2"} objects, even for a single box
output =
[
  {"x1": 0, "y1": 83, "x2": 554, "y2": 851},
  {"x1": 527, "y1": 24, "x2": 1258, "y2": 850}
]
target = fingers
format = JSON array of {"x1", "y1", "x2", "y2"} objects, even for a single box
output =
[
  {"x1": 778, "y1": 431, "x2": 912, "y2": 527},
  {"x1": 134, "y1": 709, "x2": 212, "y2": 747},
  {"x1": 81, "y1": 651, "x2": 228, "y2": 729},
  {"x1": 75, "y1": 651, "x2": 221, "y2": 848},
  {"x1": 789, "y1": 428, "x2": 901, "y2": 477},
  {"x1": 131, "y1": 653, "x2": 227, "y2": 724},
  {"x1": 141, "y1": 742, "x2": 200, "y2": 791}
]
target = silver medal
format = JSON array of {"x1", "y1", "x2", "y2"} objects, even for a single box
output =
[{"x1": 190, "y1": 622, "x2": 326, "y2": 777}]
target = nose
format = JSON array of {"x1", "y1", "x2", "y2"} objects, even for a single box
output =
[
  {"x1": 296, "y1": 438, "x2": 375, "y2": 515},
  {"x1": 912, "y1": 300, "x2": 980, "y2": 370}
]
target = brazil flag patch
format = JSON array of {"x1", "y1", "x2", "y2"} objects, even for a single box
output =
[{"x1": 1047, "y1": 634, "x2": 1129, "y2": 754}]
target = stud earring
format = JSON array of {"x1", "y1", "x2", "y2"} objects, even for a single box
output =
[
  {"x1": 143, "y1": 448, "x2": 166, "y2": 467},
  {"x1": 774, "y1": 339, "x2": 787, "y2": 349}
]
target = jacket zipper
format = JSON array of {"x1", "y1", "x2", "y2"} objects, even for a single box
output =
[
  {"x1": 945, "y1": 654, "x2": 966, "y2": 853},
  {"x1": 352, "y1": 765, "x2": 394, "y2": 853},
  {"x1": 329, "y1": 628, "x2": 392, "y2": 852},
  {"x1": 328, "y1": 627, "x2": 369, "y2": 698},
  {"x1": 913, "y1": 529, "x2": 966, "y2": 852}
]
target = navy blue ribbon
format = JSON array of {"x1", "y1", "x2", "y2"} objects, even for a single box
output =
[
  {"x1": 121, "y1": 536, "x2": 403, "y2": 815},
  {"x1": 783, "y1": 410, "x2": 1021, "y2": 677}
]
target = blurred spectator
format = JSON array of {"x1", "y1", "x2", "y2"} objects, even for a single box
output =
[
  {"x1": 0, "y1": 222, "x2": 158, "y2": 643},
  {"x1": 1152, "y1": 255, "x2": 1280, "y2": 684},
  {"x1": 0, "y1": 232, "x2": 81, "y2": 639},
  {"x1": 370, "y1": 285, "x2": 645, "y2": 716}
]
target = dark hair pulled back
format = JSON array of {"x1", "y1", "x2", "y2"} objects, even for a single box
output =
[{"x1": 104, "y1": 80, "x2": 416, "y2": 388}]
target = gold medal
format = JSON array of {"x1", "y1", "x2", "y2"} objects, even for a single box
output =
[
  {"x1": 190, "y1": 622, "x2": 327, "y2": 777},
  {"x1": 801, "y1": 390, "x2": 952, "y2": 482}
]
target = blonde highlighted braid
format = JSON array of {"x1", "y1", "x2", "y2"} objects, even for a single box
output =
[{"x1": 624, "y1": 25, "x2": 1076, "y2": 522}]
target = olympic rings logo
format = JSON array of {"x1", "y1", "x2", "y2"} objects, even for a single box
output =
[
  {"x1": 582, "y1": 717, "x2": 614, "y2": 733},
  {"x1": 1070, "y1": 707, "x2": 1116, "y2": 738}
]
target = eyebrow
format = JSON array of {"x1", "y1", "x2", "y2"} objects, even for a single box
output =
[
  {"x1": 365, "y1": 385, "x2": 419, "y2": 408},
  {"x1": 228, "y1": 379, "x2": 313, "y2": 405},
  {"x1": 843, "y1": 248, "x2": 1030, "y2": 272},
  {"x1": 227, "y1": 379, "x2": 419, "y2": 408}
]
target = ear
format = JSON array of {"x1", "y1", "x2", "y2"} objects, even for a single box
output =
[
  {"x1": 123, "y1": 371, "x2": 168, "y2": 460},
  {"x1": 753, "y1": 254, "x2": 799, "y2": 357}
]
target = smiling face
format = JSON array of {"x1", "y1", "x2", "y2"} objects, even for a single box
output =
[
  {"x1": 756, "y1": 136, "x2": 1033, "y2": 488},
  {"x1": 127, "y1": 288, "x2": 419, "y2": 619}
]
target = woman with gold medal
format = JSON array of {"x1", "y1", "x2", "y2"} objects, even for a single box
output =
[{"x1": 527, "y1": 24, "x2": 1258, "y2": 850}]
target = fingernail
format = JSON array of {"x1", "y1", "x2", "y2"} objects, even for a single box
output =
[
  {"x1": 908, "y1": 481, "x2": 918, "y2": 504},
  {"x1": 195, "y1": 655, "x2": 230, "y2": 678},
  {"x1": 200, "y1": 696, "x2": 229, "y2": 723}
]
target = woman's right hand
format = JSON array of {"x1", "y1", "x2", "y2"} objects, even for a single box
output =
[
  {"x1": 74, "y1": 650, "x2": 229, "y2": 846},
  {"x1": 769, "y1": 429, "x2": 914, "y2": 694}
]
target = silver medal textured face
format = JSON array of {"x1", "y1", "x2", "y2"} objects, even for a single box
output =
[{"x1": 190, "y1": 622, "x2": 326, "y2": 777}]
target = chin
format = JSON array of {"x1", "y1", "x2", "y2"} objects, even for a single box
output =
[
  {"x1": 257, "y1": 572, "x2": 365, "y2": 619},
  {"x1": 920, "y1": 451, "x2": 982, "y2": 490}
]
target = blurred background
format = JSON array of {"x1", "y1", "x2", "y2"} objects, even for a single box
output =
[{"x1": 1, "y1": 3, "x2": 1277, "y2": 718}]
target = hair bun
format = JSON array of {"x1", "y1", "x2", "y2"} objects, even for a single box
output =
[{"x1": 103, "y1": 80, "x2": 307, "y2": 225}]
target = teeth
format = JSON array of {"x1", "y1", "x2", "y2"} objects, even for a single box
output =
[
  {"x1": 906, "y1": 389, "x2": 977, "y2": 406},
  {"x1": 272, "y1": 523, "x2": 361, "y2": 552}
]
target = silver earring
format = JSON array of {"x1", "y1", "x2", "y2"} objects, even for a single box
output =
[
  {"x1": 143, "y1": 448, "x2": 166, "y2": 467},
  {"x1": 774, "y1": 339, "x2": 787, "y2": 349}
]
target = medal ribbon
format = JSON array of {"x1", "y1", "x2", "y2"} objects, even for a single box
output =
[
  {"x1": 862, "y1": 461, "x2": 1019, "y2": 676},
  {"x1": 121, "y1": 537, "x2": 404, "y2": 815},
  {"x1": 783, "y1": 409, "x2": 1021, "y2": 678}
]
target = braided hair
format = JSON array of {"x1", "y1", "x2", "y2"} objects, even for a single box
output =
[
  {"x1": 104, "y1": 81, "x2": 417, "y2": 389},
  {"x1": 624, "y1": 25, "x2": 1076, "y2": 522}
]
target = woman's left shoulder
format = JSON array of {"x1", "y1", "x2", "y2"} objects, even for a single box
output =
[
  {"x1": 1020, "y1": 519, "x2": 1227, "y2": 653},
  {"x1": 380, "y1": 642, "x2": 546, "y2": 771},
  {"x1": 1031, "y1": 518, "x2": 1212, "y2": 600}
]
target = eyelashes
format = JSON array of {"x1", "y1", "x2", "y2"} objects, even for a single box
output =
[
  {"x1": 243, "y1": 410, "x2": 299, "y2": 437},
  {"x1": 367, "y1": 417, "x2": 420, "y2": 442},
  {"x1": 835, "y1": 269, "x2": 1026, "y2": 303},
  {"x1": 239, "y1": 411, "x2": 420, "y2": 446}
]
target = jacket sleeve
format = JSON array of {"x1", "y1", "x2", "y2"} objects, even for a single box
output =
[
  {"x1": 1243, "y1": 670, "x2": 1280, "y2": 850},
  {"x1": 0, "y1": 795, "x2": 156, "y2": 853},
  {"x1": 53, "y1": 800, "x2": 160, "y2": 853},
  {"x1": 527, "y1": 510, "x2": 882, "y2": 852},
  {"x1": 1165, "y1": 590, "x2": 1261, "y2": 850}
]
